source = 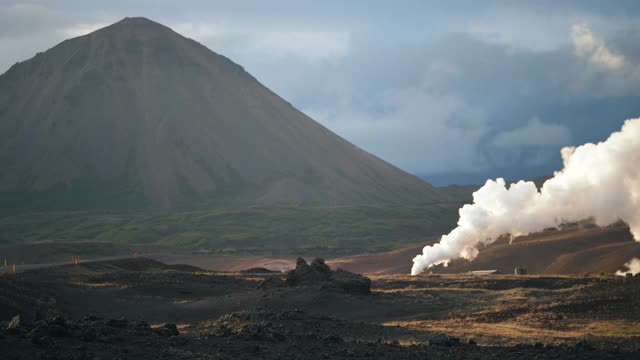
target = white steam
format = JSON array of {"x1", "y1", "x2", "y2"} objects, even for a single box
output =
[
  {"x1": 616, "y1": 258, "x2": 640, "y2": 276},
  {"x1": 412, "y1": 118, "x2": 640, "y2": 275}
]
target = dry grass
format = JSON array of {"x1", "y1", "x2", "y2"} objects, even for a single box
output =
[
  {"x1": 589, "y1": 322, "x2": 640, "y2": 337},
  {"x1": 385, "y1": 319, "x2": 588, "y2": 345},
  {"x1": 384, "y1": 305, "x2": 640, "y2": 345},
  {"x1": 370, "y1": 273, "x2": 640, "y2": 346}
]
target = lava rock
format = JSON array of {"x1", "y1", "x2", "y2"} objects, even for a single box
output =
[
  {"x1": 156, "y1": 323, "x2": 180, "y2": 337},
  {"x1": 286, "y1": 258, "x2": 333, "y2": 286},
  {"x1": 134, "y1": 320, "x2": 151, "y2": 329},
  {"x1": 575, "y1": 339, "x2": 593, "y2": 351},
  {"x1": 80, "y1": 327, "x2": 98, "y2": 342},
  {"x1": 48, "y1": 316, "x2": 67, "y2": 327},
  {"x1": 47, "y1": 324, "x2": 70, "y2": 337},
  {"x1": 31, "y1": 335, "x2": 55, "y2": 348},
  {"x1": 323, "y1": 335, "x2": 344, "y2": 343},
  {"x1": 216, "y1": 324, "x2": 233, "y2": 337},
  {"x1": 82, "y1": 314, "x2": 102, "y2": 322},
  {"x1": 238, "y1": 322, "x2": 285, "y2": 342},
  {"x1": 285, "y1": 258, "x2": 371, "y2": 295},
  {"x1": 7, "y1": 315, "x2": 20, "y2": 329},
  {"x1": 324, "y1": 269, "x2": 372, "y2": 295},
  {"x1": 427, "y1": 334, "x2": 461, "y2": 347},
  {"x1": 106, "y1": 318, "x2": 129, "y2": 328}
]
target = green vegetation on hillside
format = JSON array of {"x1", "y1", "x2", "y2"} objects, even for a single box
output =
[{"x1": 0, "y1": 204, "x2": 460, "y2": 252}]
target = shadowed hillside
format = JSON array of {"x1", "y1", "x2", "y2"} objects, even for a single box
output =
[
  {"x1": 0, "y1": 17, "x2": 444, "y2": 213},
  {"x1": 0, "y1": 204, "x2": 461, "y2": 256}
]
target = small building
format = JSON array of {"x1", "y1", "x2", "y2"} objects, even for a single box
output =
[
  {"x1": 515, "y1": 266, "x2": 527, "y2": 275},
  {"x1": 468, "y1": 269, "x2": 501, "y2": 276}
]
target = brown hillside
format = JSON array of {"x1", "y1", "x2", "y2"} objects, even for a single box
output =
[{"x1": 328, "y1": 223, "x2": 640, "y2": 275}]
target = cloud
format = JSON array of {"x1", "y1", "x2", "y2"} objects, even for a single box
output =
[
  {"x1": 466, "y1": 10, "x2": 583, "y2": 52},
  {"x1": 484, "y1": 119, "x2": 573, "y2": 168},
  {"x1": 306, "y1": 88, "x2": 489, "y2": 175},
  {"x1": 171, "y1": 21, "x2": 350, "y2": 62},
  {"x1": 2, "y1": 2, "x2": 47, "y2": 15},
  {"x1": 59, "y1": 22, "x2": 108, "y2": 38},
  {"x1": 0, "y1": 2, "x2": 54, "y2": 37},
  {"x1": 0, "y1": 3, "x2": 116, "y2": 71},
  {"x1": 300, "y1": 21, "x2": 636, "y2": 177},
  {"x1": 490, "y1": 118, "x2": 572, "y2": 148},
  {"x1": 572, "y1": 24, "x2": 626, "y2": 70},
  {"x1": 2, "y1": 1, "x2": 640, "y2": 183}
]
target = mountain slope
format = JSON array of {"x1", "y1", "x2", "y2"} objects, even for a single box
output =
[{"x1": 0, "y1": 17, "x2": 444, "y2": 211}]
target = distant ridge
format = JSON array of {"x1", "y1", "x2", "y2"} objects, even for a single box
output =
[{"x1": 0, "y1": 17, "x2": 445, "y2": 211}]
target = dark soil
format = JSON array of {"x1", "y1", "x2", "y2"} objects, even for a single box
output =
[
  {"x1": 1, "y1": 257, "x2": 639, "y2": 359},
  {"x1": 1, "y1": 310, "x2": 637, "y2": 359}
]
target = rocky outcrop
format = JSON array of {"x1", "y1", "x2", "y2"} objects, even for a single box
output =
[
  {"x1": 6, "y1": 315, "x2": 20, "y2": 330},
  {"x1": 285, "y1": 258, "x2": 371, "y2": 295}
]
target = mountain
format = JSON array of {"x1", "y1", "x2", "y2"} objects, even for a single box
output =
[{"x1": 0, "y1": 17, "x2": 444, "y2": 212}]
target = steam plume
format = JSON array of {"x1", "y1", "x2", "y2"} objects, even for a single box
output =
[
  {"x1": 412, "y1": 118, "x2": 640, "y2": 275},
  {"x1": 616, "y1": 258, "x2": 640, "y2": 276}
]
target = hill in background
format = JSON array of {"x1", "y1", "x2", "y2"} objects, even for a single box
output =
[{"x1": 329, "y1": 222, "x2": 640, "y2": 275}]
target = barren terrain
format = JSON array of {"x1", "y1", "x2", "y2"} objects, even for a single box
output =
[{"x1": 1, "y1": 257, "x2": 639, "y2": 359}]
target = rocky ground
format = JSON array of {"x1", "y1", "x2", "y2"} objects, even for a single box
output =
[
  {"x1": 2, "y1": 310, "x2": 637, "y2": 360},
  {"x1": 0, "y1": 257, "x2": 639, "y2": 359}
]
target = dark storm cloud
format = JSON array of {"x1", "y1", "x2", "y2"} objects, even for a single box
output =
[{"x1": 2, "y1": 1, "x2": 640, "y2": 184}]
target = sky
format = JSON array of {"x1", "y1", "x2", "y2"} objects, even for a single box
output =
[{"x1": 2, "y1": 1, "x2": 640, "y2": 185}]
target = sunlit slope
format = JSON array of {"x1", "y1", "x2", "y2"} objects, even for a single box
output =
[{"x1": 329, "y1": 223, "x2": 640, "y2": 275}]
